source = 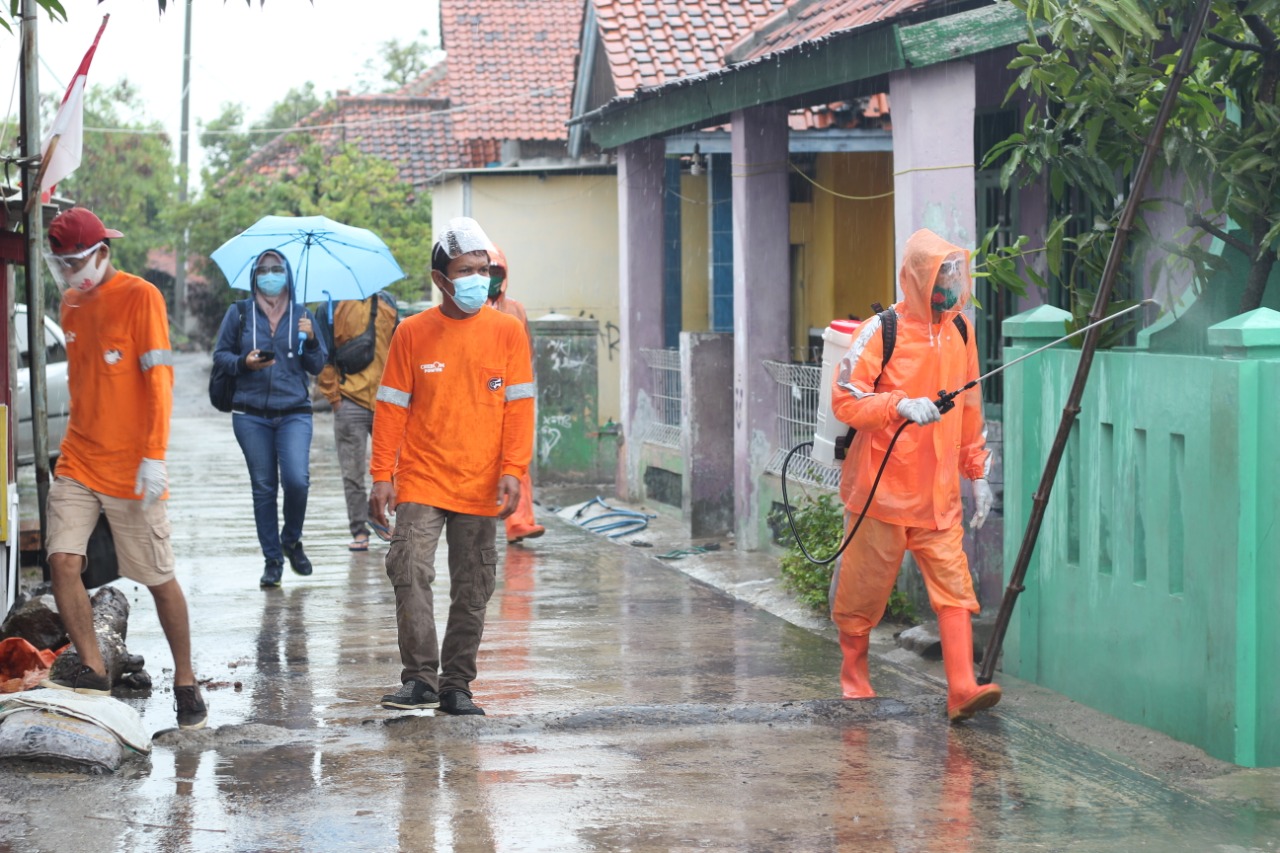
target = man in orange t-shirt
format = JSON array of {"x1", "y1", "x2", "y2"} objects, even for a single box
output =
[
  {"x1": 370, "y1": 217, "x2": 533, "y2": 716},
  {"x1": 39, "y1": 208, "x2": 206, "y2": 730}
]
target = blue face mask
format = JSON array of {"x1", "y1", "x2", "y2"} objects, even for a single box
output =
[
  {"x1": 448, "y1": 273, "x2": 489, "y2": 314},
  {"x1": 257, "y1": 272, "x2": 288, "y2": 296}
]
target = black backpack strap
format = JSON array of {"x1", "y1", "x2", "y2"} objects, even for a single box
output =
[
  {"x1": 952, "y1": 312, "x2": 968, "y2": 344},
  {"x1": 376, "y1": 290, "x2": 400, "y2": 328},
  {"x1": 878, "y1": 308, "x2": 897, "y2": 369}
]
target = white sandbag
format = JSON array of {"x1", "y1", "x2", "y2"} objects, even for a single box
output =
[
  {"x1": 0, "y1": 688, "x2": 151, "y2": 753},
  {"x1": 0, "y1": 709, "x2": 122, "y2": 774}
]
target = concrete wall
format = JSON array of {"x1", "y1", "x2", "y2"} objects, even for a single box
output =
[
  {"x1": 431, "y1": 172, "x2": 622, "y2": 424},
  {"x1": 890, "y1": 61, "x2": 978, "y2": 274},
  {"x1": 731, "y1": 105, "x2": 791, "y2": 550},
  {"x1": 1002, "y1": 305, "x2": 1280, "y2": 767}
]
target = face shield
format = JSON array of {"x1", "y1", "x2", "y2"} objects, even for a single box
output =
[
  {"x1": 931, "y1": 254, "x2": 967, "y2": 312},
  {"x1": 44, "y1": 241, "x2": 108, "y2": 296}
]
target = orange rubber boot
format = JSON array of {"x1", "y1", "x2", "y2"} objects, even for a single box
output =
[
  {"x1": 839, "y1": 632, "x2": 875, "y2": 699},
  {"x1": 938, "y1": 606, "x2": 1002, "y2": 722}
]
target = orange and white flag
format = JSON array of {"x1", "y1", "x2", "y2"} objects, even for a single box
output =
[{"x1": 39, "y1": 14, "x2": 110, "y2": 197}]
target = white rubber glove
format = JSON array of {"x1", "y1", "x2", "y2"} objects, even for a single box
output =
[
  {"x1": 896, "y1": 396, "x2": 941, "y2": 425},
  {"x1": 134, "y1": 458, "x2": 167, "y2": 509},
  {"x1": 970, "y1": 478, "x2": 994, "y2": 530}
]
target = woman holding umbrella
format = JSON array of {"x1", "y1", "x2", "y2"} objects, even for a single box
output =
[{"x1": 212, "y1": 249, "x2": 328, "y2": 588}]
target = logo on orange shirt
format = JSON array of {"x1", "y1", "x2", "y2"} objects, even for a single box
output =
[
  {"x1": 420, "y1": 361, "x2": 444, "y2": 373},
  {"x1": 104, "y1": 349, "x2": 123, "y2": 365},
  {"x1": 487, "y1": 376, "x2": 503, "y2": 392}
]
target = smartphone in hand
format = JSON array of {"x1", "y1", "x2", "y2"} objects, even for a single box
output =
[{"x1": 256, "y1": 350, "x2": 276, "y2": 362}]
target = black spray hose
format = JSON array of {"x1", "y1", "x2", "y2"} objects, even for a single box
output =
[{"x1": 781, "y1": 385, "x2": 972, "y2": 566}]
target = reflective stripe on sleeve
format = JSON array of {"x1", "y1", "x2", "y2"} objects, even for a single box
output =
[
  {"x1": 376, "y1": 386, "x2": 411, "y2": 408},
  {"x1": 835, "y1": 314, "x2": 882, "y2": 399},
  {"x1": 139, "y1": 349, "x2": 173, "y2": 371},
  {"x1": 504, "y1": 382, "x2": 535, "y2": 402}
]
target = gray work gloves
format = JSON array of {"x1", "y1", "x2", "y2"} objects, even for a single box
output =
[
  {"x1": 896, "y1": 396, "x2": 941, "y2": 425},
  {"x1": 970, "y1": 478, "x2": 994, "y2": 530},
  {"x1": 135, "y1": 458, "x2": 167, "y2": 509}
]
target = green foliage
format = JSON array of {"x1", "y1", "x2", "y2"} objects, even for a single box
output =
[
  {"x1": 199, "y1": 84, "x2": 324, "y2": 187},
  {"x1": 54, "y1": 81, "x2": 177, "y2": 283},
  {"x1": 178, "y1": 137, "x2": 432, "y2": 343},
  {"x1": 3, "y1": 0, "x2": 65, "y2": 33},
  {"x1": 979, "y1": 0, "x2": 1280, "y2": 316},
  {"x1": 359, "y1": 29, "x2": 441, "y2": 93},
  {"x1": 771, "y1": 493, "x2": 917, "y2": 624}
]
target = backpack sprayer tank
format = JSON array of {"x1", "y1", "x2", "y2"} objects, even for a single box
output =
[{"x1": 812, "y1": 318, "x2": 862, "y2": 466}]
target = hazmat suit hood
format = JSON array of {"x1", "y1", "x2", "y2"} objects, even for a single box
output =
[
  {"x1": 488, "y1": 245, "x2": 510, "y2": 301},
  {"x1": 899, "y1": 229, "x2": 971, "y2": 323}
]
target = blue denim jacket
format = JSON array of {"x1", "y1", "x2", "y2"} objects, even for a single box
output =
[{"x1": 212, "y1": 297, "x2": 327, "y2": 414}]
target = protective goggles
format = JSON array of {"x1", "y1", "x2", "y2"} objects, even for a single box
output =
[{"x1": 44, "y1": 242, "x2": 104, "y2": 269}]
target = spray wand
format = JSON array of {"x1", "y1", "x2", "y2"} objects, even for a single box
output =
[{"x1": 781, "y1": 300, "x2": 1155, "y2": 566}]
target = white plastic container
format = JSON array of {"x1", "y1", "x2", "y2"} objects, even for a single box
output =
[{"x1": 812, "y1": 319, "x2": 862, "y2": 466}]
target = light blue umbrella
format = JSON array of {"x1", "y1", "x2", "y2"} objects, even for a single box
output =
[{"x1": 211, "y1": 214, "x2": 405, "y2": 303}]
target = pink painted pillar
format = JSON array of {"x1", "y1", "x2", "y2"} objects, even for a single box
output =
[
  {"x1": 731, "y1": 104, "x2": 791, "y2": 549},
  {"x1": 890, "y1": 61, "x2": 978, "y2": 275},
  {"x1": 616, "y1": 138, "x2": 666, "y2": 501}
]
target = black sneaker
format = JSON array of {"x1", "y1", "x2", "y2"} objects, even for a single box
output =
[
  {"x1": 283, "y1": 542, "x2": 313, "y2": 576},
  {"x1": 41, "y1": 664, "x2": 111, "y2": 696},
  {"x1": 438, "y1": 690, "x2": 485, "y2": 716},
  {"x1": 260, "y1": 560, "x2": 284, "y2": 588},
  {"x1": 174, "y1": 685, "x2": 208, "y2": 730},
  {"x1": 380, "y1": 678, "x2": 440, "y2": 710}
]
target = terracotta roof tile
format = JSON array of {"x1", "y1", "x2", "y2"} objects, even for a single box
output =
[
  {"x1": 441, "y1": 0, "x2": 582, "y2": 143},
  {"x1": 727, "y1": 0, "x2": 939, "y2": 62},
  {"x1": 593, "y1": 0, "x2": 938, "y2": 97},
  {"x1": 592, "y1": 0, "x2": 788, "y2": 96},
  {"x1": 240, "y1": 78, "x2": 494, "y2": 188}
]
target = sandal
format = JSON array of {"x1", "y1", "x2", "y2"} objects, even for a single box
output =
[
  {"x1": 348, "y1": 535, "x2": 370, "y2": 552},
  {"x1": 370, "y1": 521, "x2": 394, "y2": 542}
]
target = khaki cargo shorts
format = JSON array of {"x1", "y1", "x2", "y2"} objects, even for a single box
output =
[{"x1": 45, "y1": 477, "x2": 175, "y2": 587}]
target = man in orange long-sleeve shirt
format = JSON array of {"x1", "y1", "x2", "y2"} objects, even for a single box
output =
[
  {"x1": 370, "y1": 217, "x2": 534, "y2": 716},
  {"x1": 39, "y1": 208, "x2": 206, "y2": 729}
]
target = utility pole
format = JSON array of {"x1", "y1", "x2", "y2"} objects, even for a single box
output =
[
  {"x1": 19, "y1": 0, "x2": 51, "y2": 573},
  {"x1": 173, "y1": 0, "x2": 193, "y2": 331}
]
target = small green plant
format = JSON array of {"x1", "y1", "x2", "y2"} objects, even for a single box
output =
[{"x1": 770, "y1": 493, "x2": 918, "y2": 625}]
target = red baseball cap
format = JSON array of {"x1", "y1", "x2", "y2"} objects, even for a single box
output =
[{"x1": 47, "y1": 208, "x2": 123, "y2": 255}]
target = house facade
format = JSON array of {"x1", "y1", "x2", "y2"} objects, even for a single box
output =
[
  {"x1": 427, "y1": 0, "x2": 623, "y2": 425},
  {"x1": 570, "y1": 0, "x2": 1280, "y2": 766}
]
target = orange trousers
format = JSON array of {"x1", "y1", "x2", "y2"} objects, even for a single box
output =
[
  {"x1": 503, "y1": 470, "x2": 538, "y2": 538},
  {"x1": 830, "y1": 514, "x2": 978, "y2": 637}
]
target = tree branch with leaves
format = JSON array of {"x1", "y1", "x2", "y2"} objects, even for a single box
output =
[{"x1": 980, "y1": 0, "x2": 1280, "y2": 320}]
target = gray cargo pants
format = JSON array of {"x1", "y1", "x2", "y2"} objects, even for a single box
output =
[
  {"x1": 386, "y1": 503, "x2": 498, "y2": 696},
  {"x1": 334, "y1": 400, "x2": 374, "y2": 538}
]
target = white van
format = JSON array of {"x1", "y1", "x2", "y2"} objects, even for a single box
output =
[{"x1": 14, "y1": 304, "x2": 71, "y2": 466}]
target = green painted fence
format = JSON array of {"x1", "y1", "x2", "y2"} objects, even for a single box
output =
[{"x1": 1001, "y1": 305, "x2": 1280, "y2": 767}]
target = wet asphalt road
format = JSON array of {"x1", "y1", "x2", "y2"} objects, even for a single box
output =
[{"x1": 2, "y1": 352, "x2": 1278, "y2": 852}]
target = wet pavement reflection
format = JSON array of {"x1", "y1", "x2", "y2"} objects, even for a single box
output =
[{"x1": 2, "y1": 354, "x2": 1277, "y2": 851}]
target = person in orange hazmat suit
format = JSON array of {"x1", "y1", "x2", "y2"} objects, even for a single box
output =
[
  {"x1": 486, "y1": 246, "x2": 545, "y2": 545},
  {"x1": 829, "y1": 228, "x2": 1000, "y2": 723}
]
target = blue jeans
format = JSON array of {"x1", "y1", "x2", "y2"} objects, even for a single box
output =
[{"x1": 233, "y1": 412, "x2": 312, "y2": 564}]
